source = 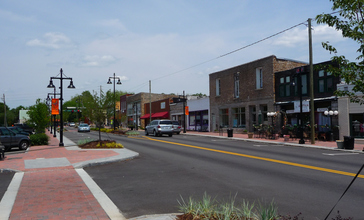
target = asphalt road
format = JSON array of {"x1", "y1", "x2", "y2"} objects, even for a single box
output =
[{"x1": 66, "y1": 129, "x2": 364, "y2": 219}]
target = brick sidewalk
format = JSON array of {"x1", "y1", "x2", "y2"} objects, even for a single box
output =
[{"x1": 0, "y1": 130, "x2": 131, "y2": 220}]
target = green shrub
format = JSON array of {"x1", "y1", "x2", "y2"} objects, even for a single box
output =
[{"x1": 30, "y1": 133, "x2": 49, "y2": 146}]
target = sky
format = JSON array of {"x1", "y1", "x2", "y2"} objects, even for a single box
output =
[{"x1": 0, "y1": 0, "x2": 359, "y2": 109}]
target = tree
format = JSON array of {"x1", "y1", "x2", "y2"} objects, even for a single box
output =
[
  {"x1": 82, "y1": 90, "x2": 107, "y2": 140},
  {"x1": 316, "y1": 0, "x2": 364, "y2": 104},
  {"x1": 27, "y1": 99, "x2": 50, "y2": 133}
]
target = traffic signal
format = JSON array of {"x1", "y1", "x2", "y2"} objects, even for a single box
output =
[{"x1": 71, "y1": 110, "x2": 74, "y2": 113}]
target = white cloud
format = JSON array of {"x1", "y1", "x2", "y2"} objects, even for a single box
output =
[
  {"x1": 95, "y1": 19, "x2": 128, "y2": 31},
  {"x1": 272, "y1": 24, "x2": 344, "y2": 48},
  {"x1": 26, "y1": 32, "x2": 72, "y2": 49},
  {"x1": 81, "y1": 55, "x2": 117, "y2": 67},
  {"x1": 0, "y1": 9, "x2": 35, "y2": 22}
]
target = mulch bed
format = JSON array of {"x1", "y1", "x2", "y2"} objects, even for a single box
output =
[{"x1": 78, "y1": 140, "x2": 116, "y2": 149}]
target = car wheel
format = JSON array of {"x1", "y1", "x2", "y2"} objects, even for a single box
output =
[
  {"x1": 169, "y1": 134, "x2": 173, "y2": 137},
  {"x1": 145, "y1": 130, "x2": 149, "y2": 136},
  {"x1": 177, "y1": 132, "x2": 180, "y2": 135},
  {"x1": 153, "y1": 130, "x2": 158, "y2": 137},
  {"x1": 19, "y1": 141, "x2": 29, "y2": 150}
]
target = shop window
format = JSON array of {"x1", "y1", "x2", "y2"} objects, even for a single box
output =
[
  {"x1": 256, "y1": 68, "x2": 263, "y2": 89},
  {"x1": 318, "y1": 70, "x2": 334, "y2": 93},
  {"x1": 234, "y1": 72, "x2": 239, "y2": 98},
  {"x1": 216, "y1": 79, "x2": 221, "y2": 96},
  {"x1": 294, "y1": 74, "x2": 308, "y2": 96},
  {"x1": 351, "y1": 114, "x2": 364, "y2": 138},
  {"x1": 279, "y1": 76, "x2": 291, "y2": 97},
  {"x1": 232, "y1": 107, "x2": 245, "y2": 128},
  {"x1": 219, "y1": 108, "x2": 229, "y2": 128}
]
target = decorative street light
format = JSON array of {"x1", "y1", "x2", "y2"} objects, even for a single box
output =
[
  {"x1": 47, "y1": 68, "x2": 75, "y2": 146},
  {"x1": 107, "y1": 73, "x2": 122, "y2": 130},
  {"x1": 267, "y1": 112, "x2": 277, "y2": 139},
  {"x1": 46, "y1": 87, "x2": 60, "y2": 138},
  {"x1": 324, "y1": 109, "x2": 339, "y2": 141},
  {"x1": 292, "y1": 69, "x2": 305, "y2": 144}
]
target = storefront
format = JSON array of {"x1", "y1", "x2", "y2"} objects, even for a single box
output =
[{"x1": 188, "y1": 110, "x2": 208, "y2": 131}]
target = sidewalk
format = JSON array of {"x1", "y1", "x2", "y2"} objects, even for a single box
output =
[
  {"x1": 185, "y1": 130, "x2": 364, "y2": 151},
  {"x1": 0, "y1": 130, "x2": 363, "y2": 220},
  {"x1": 0, "y1": 130, "x2": 138, "y2": 220}
]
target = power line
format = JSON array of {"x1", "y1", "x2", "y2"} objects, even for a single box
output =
[{"x1": 130, "y1": 20, "x2": 308, "y2": 92}]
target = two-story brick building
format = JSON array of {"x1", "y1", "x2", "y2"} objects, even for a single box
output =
[
  {"x1": 121, "y1": 93, "x2": 176, "y2": 129},
  {"x1": 209, "y1": 55, "x2": 306, "y2": 132}
]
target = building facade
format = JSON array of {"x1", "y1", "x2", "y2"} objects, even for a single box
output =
[
  {"x1": 337, "y1": 84, "x2": 364, "y2": 143},
  {"x1": 125, "y1": 93, "x2": 177, "y2": 128},
  {"x1": 274, "y1": 61, "x2": 341, "y2": 140},
  {"x1": 209, "y1": 55, "x2": 306, "y2": 132}
]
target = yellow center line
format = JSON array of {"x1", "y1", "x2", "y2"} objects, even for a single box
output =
[{"x1": 144, "y1": 136, "x2": 364, "y2": 179}]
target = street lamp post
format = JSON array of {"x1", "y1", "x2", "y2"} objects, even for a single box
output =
[
  {"x1": 47, "y1": 87, "x2": 60, "y2": 138},
  {"x1": 107, "y1": 73, "x2": 122, "y2": 130},
  {"x1": 292, "y1": 69, "x2": 305, "y2": 144},
  {"x1": 324, "y1": 110, "x2": 339, "y2": 141},
  {"x1": 267, "y1": 112, "x2": 277, "y2": 139},
  {"x1": 47, "y1": 68, "x2": 75, "y2": 146}
]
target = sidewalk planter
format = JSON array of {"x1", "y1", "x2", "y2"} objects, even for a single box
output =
[
  {"x1": 248, "y1": 133, "x2": 253, "y2": 138},
  {"x1": 336, "y1": 140, "x2": 344, "y2": 149},
  {"x1": 284, "y1": 135, "x2": 290, "y2": 142}
]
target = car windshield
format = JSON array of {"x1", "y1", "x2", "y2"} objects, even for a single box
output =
[
  {"x1": 160, "y1": 121, "x2": 172, "y2": 125},
  {"x1": 172, "y1": 121, "x2": 179, "y2": 125},
  {"x1": 80, "y1": 124, "x2": 88, "y2": 127}
]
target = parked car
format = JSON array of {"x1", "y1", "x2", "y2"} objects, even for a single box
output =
[
  {"x1": 78, "y1": 123, "x2": 90, "y2": 132},
  {"x1": 14, "y1": 123, "x2": 34, "y2": 135},
  {"x1": 0, "y1": 127, "x2": 31, "y2": 151},
  {"x1": 172, "y1": 121, "x2": 181, "y2": 134},
  {"x1": 69, "y1": 122, "x2": 76, "y2": 127},
  {"x1": 145, "y1": 119, "x2": 173, "y2": 137},
  {"x1": 9, "y1": 127, "x2": 30, "y2": 136}
]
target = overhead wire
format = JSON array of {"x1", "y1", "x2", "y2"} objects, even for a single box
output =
[{"x1": 128, "y1": 20, "x2": 308, "y2": 93}]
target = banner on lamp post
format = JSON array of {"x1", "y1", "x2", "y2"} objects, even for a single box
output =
[{"x1": 51, "y1": 98, "x2": 59, "y2": 115}]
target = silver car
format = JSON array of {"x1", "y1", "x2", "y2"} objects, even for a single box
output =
[
  {"x1": 78, "y1": 123, "x2": 90, "y2": 132},
  {"x1": 145, "y1": 120, "x2": 173, "y2": 137},
  {"x1": 172, "y1": 121, "x2": 181, "y2": 134}
]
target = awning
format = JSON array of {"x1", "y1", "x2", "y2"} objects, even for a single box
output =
[
  {"x1": 152, "y1": 111, "x2": 169, "y2": 118},
  {"x1": 140, "y1": 113, "x2": 151, "y2": 119}
]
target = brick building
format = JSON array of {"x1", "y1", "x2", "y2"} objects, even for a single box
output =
[
  {"x1": 124, "y1": 93, "x2": 177, "y2": 128},
  {"x1": 209, "y1": 55, "x2": 306, "y2": 132}
]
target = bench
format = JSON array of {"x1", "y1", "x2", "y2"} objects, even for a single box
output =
[{"x1": 0, "y1": 145, "x2": 4, "y2": 160}]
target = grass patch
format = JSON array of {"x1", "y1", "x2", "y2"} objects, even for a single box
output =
[{"x1": 177, "y1": 193, "x2": 273, "y2": 220}]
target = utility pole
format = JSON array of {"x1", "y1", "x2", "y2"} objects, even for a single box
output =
[
  {"x1": 2, "y1": 94, "x2": 6, "y2": 127},
  {"x1": 308, "y1": 18, "x2": 315, "y2": 144},
  {"x1": 183, "y1": 91, "x2": 186, "y2": 133},
  {"x1": 149, "y1": 80, "x2": 152, "y2": 124}
]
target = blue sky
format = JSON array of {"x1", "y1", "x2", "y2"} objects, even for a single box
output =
[{"x1": 0, "y1": 0, "x2": 359, "y2": 109}]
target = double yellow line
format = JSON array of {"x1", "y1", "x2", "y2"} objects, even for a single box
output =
[{"x1": 144, "y1": 136, "x2": 364, "y2": 179}]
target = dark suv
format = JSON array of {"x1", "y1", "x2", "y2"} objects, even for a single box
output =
[
  {"x1": 14, "y1": 123, "x2": 34, "y2": 135},
  {"x1": 0, "y1": 127, "x2": 31, "y2": 151},
  {"x1": 145, "y1": 120, "x2": 173, "y2": 137}
]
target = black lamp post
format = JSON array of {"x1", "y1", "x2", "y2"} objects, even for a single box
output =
[
  {"x1": 46, "y1": 87, "x2": 60, "y2": 137},
  {"x1": 107, "y1": 73, "x2": 122, "y2": 130},
  {"x1": 292, "y1": 70, "x2": 305, "y2": 144},
  {"x1": 47, "y1": 68, "x2": 75, "y2": 146}
]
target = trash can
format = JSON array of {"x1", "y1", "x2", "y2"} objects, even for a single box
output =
[
  {"x1": 227, "y1": 129, "x2": 233, "y2": 137},
  {"x1": 343, "y1": 136, "x2": 354, "y2": 150}
]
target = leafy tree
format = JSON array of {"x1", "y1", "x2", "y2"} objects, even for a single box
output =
[
  {"x1": 27, "y1": 99, "x2": 50, "y2": 133},
  {"x1": 83, "y1": 90, "x2": 107, "y2": 140},
  {"x1": 316, "y1": 0, "x2": 364, "y2": 104}
]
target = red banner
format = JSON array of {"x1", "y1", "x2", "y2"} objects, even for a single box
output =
[{"x1": 51, "y1": 99, "x2": 59, "y2": 115}]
